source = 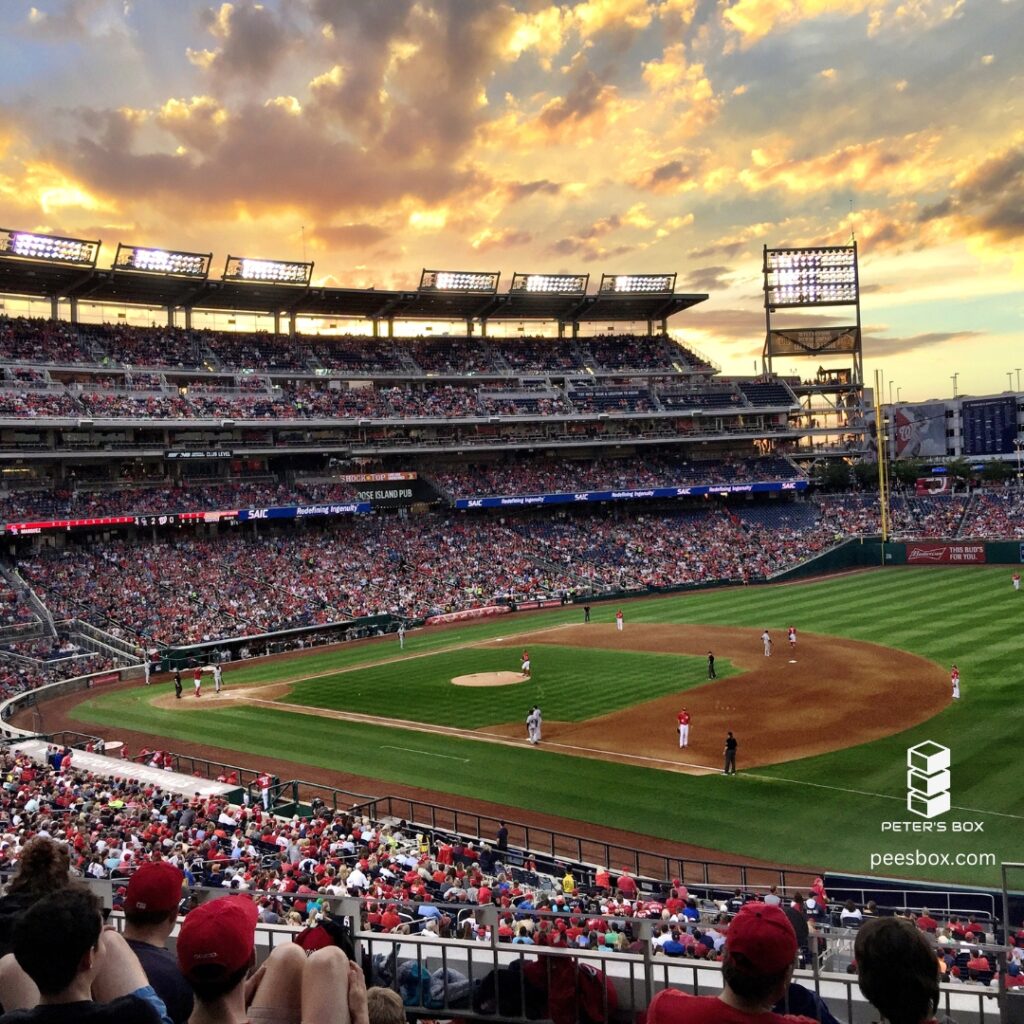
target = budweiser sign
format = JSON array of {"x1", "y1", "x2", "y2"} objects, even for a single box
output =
[{"x1": 906, "y1": 543, "x2": 986, "y2": 565}]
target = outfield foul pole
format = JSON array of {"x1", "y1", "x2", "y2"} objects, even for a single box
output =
[{"x1": 873, "y1": 369, "x2": 890, "y2": 558}]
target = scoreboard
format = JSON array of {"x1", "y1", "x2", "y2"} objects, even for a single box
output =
[{"x1": 961, "y1": 396, "x2": 1018, "y2": 456}]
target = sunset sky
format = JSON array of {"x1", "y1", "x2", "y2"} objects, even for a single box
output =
[{"x1": 0, "y1": 0, "x2": 1021, "y2": 401}]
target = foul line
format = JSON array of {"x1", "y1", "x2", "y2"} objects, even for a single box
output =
[
  {"x1": 735, "y1": 771, "x2": 1024, "y2": 821},
  {"x1": 382, "y1": 745, "x2": 469, "y2": 762}
]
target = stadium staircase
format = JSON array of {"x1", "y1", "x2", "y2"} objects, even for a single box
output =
[{"x1": 1, "y1": 564, "x2": 56, "y2": 638}]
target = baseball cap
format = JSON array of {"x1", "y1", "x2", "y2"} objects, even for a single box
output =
[
  {"x1": 125, "y1": 862, "x2": 184, "y2": 914},
  {"x1": 725, "y1": 902, "x2": 797, "y2": 974},
  {"x1": 176, "y1": 896, "x2": 258, "y2": 982}
]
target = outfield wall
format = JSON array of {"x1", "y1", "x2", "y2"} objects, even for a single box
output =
[{"x1": 773, "y1": 538, "x2": 1024, "y2": 582}]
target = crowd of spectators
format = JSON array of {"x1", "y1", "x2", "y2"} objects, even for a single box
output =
[
  {"x1": 0, "y1": 318, "x2": 95, "y2": 365},
  {"x1": 0, "y1": 479, "x2": 361, "y2": 524},
  {"x1": 0, "y1": 317, "x2": 718, "y2": 380},
  {"x1": 0, "y1": 745, "x2": 1017, "y2": 1024},
  {"x1": 958, "y1": 491, "x2": 1024, "y2": 538},
  {"x1": 6, "y1": 482, "x2": 1016, "y2": 647},
  {"x1": 77, "y1": 324, "x2": 200, "y2": 369},
  {"x1": 431, "y1": 455, "x2": 799, "y2": 498}
]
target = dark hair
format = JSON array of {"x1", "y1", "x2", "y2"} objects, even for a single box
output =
[
  {"x1": 7, "y1": 837, "x2": 71, "y2": 898},
  {"x1": 124, "y1": 905, "x2": 178, "y2": 928},
  {"x1": 855, "y1": 917, "x2": 939, "y2": 1024},
  {"x1": 188, "y1": 962, "x2": 251, "y2": 1003},
  {"x1": 13, "y1": 886, "x2": 101, "y2": 995},
  {"x1": 722, "y1": 954, "x2": 790, "y2": 1003}
]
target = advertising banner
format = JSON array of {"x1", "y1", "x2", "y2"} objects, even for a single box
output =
[
  {"x1": 454, "y1": 479, "x2": 807, "y2": 510},
  {"x1": 424, "y1": 605, "x2": 511, "y2": 626},
  {"x1": 906, "y1": 542, "x2": 986, "y2": 564}
]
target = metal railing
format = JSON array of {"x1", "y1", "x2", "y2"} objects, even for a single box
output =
[{"x1": 79, "y1": 882, "x2": 1017, "y2": 1024}]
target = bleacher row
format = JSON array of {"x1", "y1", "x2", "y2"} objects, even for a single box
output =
[
  {"x1": 0, "y1": 318, "x2": 720, "y2": 376},
  {"x1": 0, "y1": 377, "x2": 795, "y2": 422},
  {"x1": 0, "y1": 740, "x2": 1019, "y2": 1024}
]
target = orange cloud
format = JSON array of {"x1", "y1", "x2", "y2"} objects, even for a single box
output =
[{"x1": 737, "y1": 133, "x2": 949, "y2": 196}]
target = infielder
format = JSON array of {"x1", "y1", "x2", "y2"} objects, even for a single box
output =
[
  {"x1": 677, "y1": 708, "x2": 691, "y2": 748},
  {"x1": 950, "y1": 664, "x2": 960, "y2": 700},
  {"x1": 213, "y1": 664, "x2": 223, "y2": 695},
  {"x1": 787, "y1": 626, "x2": 797, "y2": 650},
  {"x1": 193, "y1": 666, "x2": 202, "y2": 697},
  {"x1": 615, "y1": 609, "x2": 624, "y2": 632},
  {"x1": 398, "y1": 622, "x2": 406, "y2": 648},
  {"x1": 521, "y1": 649, "x2": 531, "y2": 677},
  {"x1": 761, "y1": 630, "x2": 772, "y2": 657}
]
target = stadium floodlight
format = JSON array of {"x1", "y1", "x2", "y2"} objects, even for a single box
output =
[
  {"x1": 223, "y1": 255, "x2": 313, "y2": 285},
  {"x1": 598, "y1": 273, "x2": 675, "y2": 294},
  {"x1": 510, "y1": 272, "x2": 588, "y2": 294},
  {"x1": 764, "y1": 245, "x2": 858, "y2": 307},
  {"x1": 419, "y1": 269, "x2": 500, "y2": 293},
  {"x1": 114, "y1": 243, "x2": 211, "y2": 279},
  {"x1": 0, "y1": 228, "x2": 99, "y2": 266}
]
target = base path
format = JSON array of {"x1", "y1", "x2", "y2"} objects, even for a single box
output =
[{"x1": 485, "y1": 625, "x2": 949, "y2": 772}]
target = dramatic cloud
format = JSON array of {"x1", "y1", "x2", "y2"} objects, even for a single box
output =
[{"x1": 0, "y1": 0, "x2": 1020, "y2": 398}]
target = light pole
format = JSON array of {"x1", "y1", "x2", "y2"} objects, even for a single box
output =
[
  {"x1": 889, "y1": 380, "x2": 894, "y2": 405},
  {"x1": 1009, "y1": 371, "x2": 1015, "y2": 390},
  {"x1": 1017, "y1": 368, "x2": 1022, "y2": 391},
  {"x1": 896, "y1": 386, "x2": 902, "y2": 403},
  {"x1": 950, "y1": 373, "x2": 959, "y2": 398}
]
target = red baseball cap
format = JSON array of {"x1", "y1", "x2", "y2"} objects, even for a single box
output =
[
  {"x1": 176, "y1": 896, "x2": 258, "y2": 982},
  {"x1": 125, "y1": 862, "x2": 184, "y2": 914},
  {"x1": 725, "y1": 903, "x2": 797, "y2": 974}
]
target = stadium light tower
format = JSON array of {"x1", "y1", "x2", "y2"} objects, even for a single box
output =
[
  {"x1": 419, "y1": 269, "x2": 500, "y2": 293},
  {"x1": 223, "y1": 255, "x2": 313, "y2": 285},
  {"x1": 114, "y1": 243, "x2": 211, "y2": 279},
  {"x1": 510, "y1": 272, "x2": 588, "y2": 295},
  {"x1": 0, "y1": 227, "x2": 99, "y2": 267},
  {"x1": 598, "y1": 273, "x2": 675, "y2": 294}
]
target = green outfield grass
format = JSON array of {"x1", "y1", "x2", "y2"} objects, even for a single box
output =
[
  {"x1": 71, "y1": 567, "x2": 1024, "y2": 885},
  {"x1": 286, "y1": 645, "x2": 728, "y2": 727}
]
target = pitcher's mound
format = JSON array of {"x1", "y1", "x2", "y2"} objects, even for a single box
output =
[{"x1": 452, "y1": 671, "x2": 528, "y2": 687}]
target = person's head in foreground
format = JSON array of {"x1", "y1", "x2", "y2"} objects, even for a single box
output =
[
  {"x1": 855, "y1": 916, "x2": 940, "y2": 1024},
  {"x1": 176, "y1": 896, "x2": 257, "y2": 1004},
  {"x1": 721, "y1": 902, "x2": 799, "y2": 1009},
  {"x1": 12, "y1": 885, "x2": 102, "y2": 998}
]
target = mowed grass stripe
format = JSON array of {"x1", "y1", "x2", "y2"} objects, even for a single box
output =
[{"x1": 74, "y1": 567, "x2": 1024, "y2": 884}]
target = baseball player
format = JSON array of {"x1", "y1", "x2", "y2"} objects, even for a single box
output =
[
  {"x1": 521, "y1": 650, "x2": 531, "y2": 677},
  {"x1": 787, "y1": 626, "x2": 797, "y2": 650},
  {"x1": 761, "y1": 630, "x2": 772, "y2": 657},
  {"x1": 398, "y1": 622, "x2": 406, "y2": 648},
  {"x1": 526, "y1": 707, "x2": 538, "y2": 745},
  {"x1": 1013, "y1": 573, "x2": 1021, "y2": 592},
  {"x1": 615, "y1": 609, "x2": 624, "y2": 632},
  {"x1": 257, "y1": 771, "x2": 273, "y2": 809},
  {"x1": 533, "y1": 705, "x2": 542, "y2": 742},
  {"x1": 677, "y1": 708, "x2": 691, "y2": 748},
  {"x1": 142, "y1": 656, "x2": 151, "y2": 686},
  {"x1": 193, "y1": 666, "x2": 202, "y2": 697},
  {"x1": 707, "y1": 651, "x2": 717, "y2": 679},
  {"x1": 951, "y1": 664, "x2": 960, "y2": 700},
  {"x1": 213, "y1": 663, "x2": 223, "y2": 695}
]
